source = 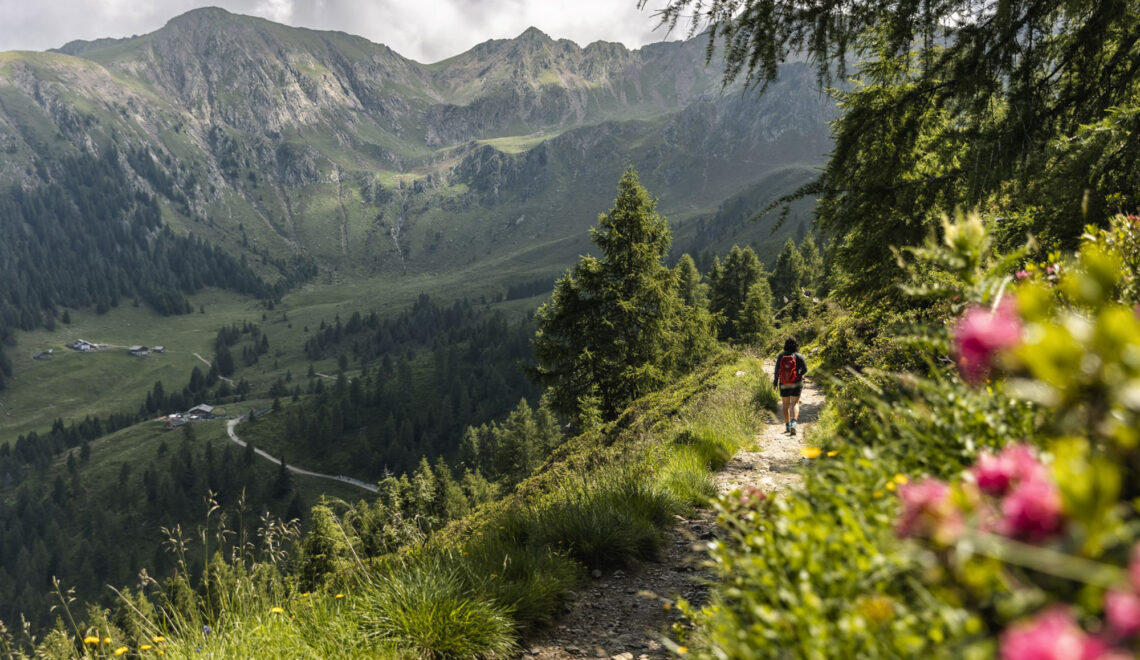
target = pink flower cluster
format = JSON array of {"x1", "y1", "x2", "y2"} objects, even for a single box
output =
[
  {"x1": 1001, "y1": 582, "x2": 1140, "y2": 660},
  {"x1": 953, "y1": 299, "x2": 1023, "y2": 385},
  {"x1": 895, "y1": 478, "x2": 963, "y2": 545},
  {"x1": 738, "y1": 485, "x2": 767, "y2": 508},
  {"x1": 994, "y1": 473, "x2": 1140, "y2": 660},
  {"x1": 1000, "y1": 607, "x2": 1121, "y2": 660},
  {"x1": 896, "y1": 445, "x2": 1064, "y2": 544},
  {"x1": 973, "y1": 444, "x2": 1064, "y2": 541}
]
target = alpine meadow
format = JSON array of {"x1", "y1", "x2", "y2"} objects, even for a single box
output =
[{"x1": 1, "y1": 1, "x2": 1139, "y2": 659}]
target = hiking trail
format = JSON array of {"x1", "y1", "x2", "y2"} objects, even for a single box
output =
[{"x1": 521, "y1": 361, "x2": 825, "y2": 660}]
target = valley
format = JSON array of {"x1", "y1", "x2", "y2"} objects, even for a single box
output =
[{"x1": 0, "y1": 3, "x2": 838, "y2": 649}]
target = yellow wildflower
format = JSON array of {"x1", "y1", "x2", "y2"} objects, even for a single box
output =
[
  {"x1": 83, "y1": 636, "x2": 101, "y2": 645},
  {"x1": 872, "y1": 490, "x2": 885, "y2": 499},
  {"x1": 826, "y1": 450, "x2": 839, "y2": 457},
  {"x1": 885, "y1": 482, "x2": 896, "y2": 492},
  {"x1": 663, "y1": 602, "x2": 672, "y2": 610},
  {"x1": 678, "y1": 646, "x2": 688, "y2": 655},
  {"x1": 114, "y1": 646, "x2": 129, "y2": 656},
  {"x1": 141, "y1": 645, "x2": 153, "y2": 651},
  {"x1": 858, "y1": 595, "x2": 895, "y2": 623},
  {"x1": 800, "y1": 447, "x2": 822, "y2": 459},
  {"x1": 152, "y1": 636, "x2": 166, "y2": 643},
  {"x1": 893, "y1": 474, "x2": 908, "y2": 485},
  {"x1": 103, "y1": 637, "x2": 113, "y2": 645},
  {"x1": 270, "y1": 606, "x2": 285, "y2": 614},
  {"x1": 335, "y1": 593, "x2": 345, "y2": 599},
  {"x1": 300, "y1": 592, "x2": 310, "y2": 598}
]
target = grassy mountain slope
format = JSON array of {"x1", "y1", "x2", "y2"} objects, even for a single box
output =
[{"x1": 0, "y1": 7, "x2": 833, "y2": 280}]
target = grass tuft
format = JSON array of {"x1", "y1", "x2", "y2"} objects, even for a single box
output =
[{"x1": 360, "y1": 556, "x2": 517, "y2": 659}]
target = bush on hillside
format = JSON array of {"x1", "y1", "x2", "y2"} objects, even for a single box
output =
[{"x1": 687, "y1": 214, "x2": 1140, "y2": 658}]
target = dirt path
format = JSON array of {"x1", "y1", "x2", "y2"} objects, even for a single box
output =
[
  {"x1": 520, "y1": 364, "x2": 825, "y2": 660},
  {"x1": 225, "y1": 418, "x2": 378, "y2": 493},
  {"x1": 192, "y1": 352, "x2": 235, "y2": 385}
]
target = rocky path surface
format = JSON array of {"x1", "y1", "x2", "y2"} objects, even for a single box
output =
[{"x1": 521, "y1": 365, "x2": 825, "y2": 660}]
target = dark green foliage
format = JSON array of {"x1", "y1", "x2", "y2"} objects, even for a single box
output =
[
  {"x1": 769, "y1": 237, "x2": 805, "y2": 312},
  {"x1": 657, "y1": 0, "x2": 1140, "y2": 298},
  {"x1": 458, "y1": 399, "x2": 561, "y2": 488},
  {"x1": 799, "y1": 232, "x2": 824, "y2": 293},
  {"x1": 243, "y1": 296, "x2": 540, "y2": 479},
  {"x1": 737, "y1": 278, "x2": 775, "y2": 345},
  {"x1": 672, "y1": 254, "x2": 721, "y2": 369},
  {"x1": 708, "y1": 244, "x2": 765, "y2": 340},
  {"x1": 532, "y1": 168, "x2": 691, "y2": 421},
  {"x1": 0, "y1": 152, "x2": 304, "y2": 333},
  {"x1": 0, "y1": 434, "x2": 296, "y2": 635}
]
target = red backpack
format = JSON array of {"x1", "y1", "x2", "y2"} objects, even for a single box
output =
[{"x1": 778, "y1": 354, "x2": 799, "y2": 386}]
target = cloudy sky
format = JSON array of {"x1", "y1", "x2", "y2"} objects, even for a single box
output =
[{"x1": 0, "y1": 0, "x2": 687, "y2": 63}]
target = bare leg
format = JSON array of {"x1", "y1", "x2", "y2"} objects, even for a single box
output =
[
  {"x1": 790, "y1": 396, "x2": 801, "y2": 422},
  {"x1": 781, "y1": 396, "x2": 792, "y2": 423}
]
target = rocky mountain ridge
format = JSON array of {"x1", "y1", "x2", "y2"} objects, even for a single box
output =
[{"x1": 0, "y1": 6, "x2": 834, "y2": 281}]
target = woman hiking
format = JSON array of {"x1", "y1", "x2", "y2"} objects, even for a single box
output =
[{"x1": 773, "y1": 337, "x2": 808, "y2": 435}]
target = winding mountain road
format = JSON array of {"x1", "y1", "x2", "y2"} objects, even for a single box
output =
[{"x1": 225, "y1": 417, "x2": 378, "y2": 493}]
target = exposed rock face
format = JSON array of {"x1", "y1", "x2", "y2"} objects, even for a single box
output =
[{"x1": 0, "y1": 7, "x2": 835, "y2": 274}]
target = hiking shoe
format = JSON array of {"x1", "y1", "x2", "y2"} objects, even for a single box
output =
[
  {"x1": 785, "y1": 422, "x2": 791, "y2": 434},
  {"x1": 790, "y1": 421, "x2": 797, "y2": 435}
]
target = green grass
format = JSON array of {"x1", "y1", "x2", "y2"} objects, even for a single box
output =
[
  {"x1": 359, "y1": 556, "x2": 517, "y2": 659},
  {"x1": 475, "y1": 133, "x2": 556, "y2": 154},
  {"x1": 0, "y1": 290, "x2": 262, "y2": 444}
]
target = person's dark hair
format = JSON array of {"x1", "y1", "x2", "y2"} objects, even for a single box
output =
[{"x1": 784, "y1": 337, "x2": 799, "y2": 353}]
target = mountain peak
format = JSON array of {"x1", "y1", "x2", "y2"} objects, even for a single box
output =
[
  {"x1": 165, "y1": 6, "x2": 235, "y2": 26},
  {"x1": 516, "y1": 26, "x2": 553, "y2": 43}
]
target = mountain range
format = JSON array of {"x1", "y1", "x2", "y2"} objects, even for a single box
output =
[{"x1": 0, "y1": 6, "x2": 834, "y2": 286}]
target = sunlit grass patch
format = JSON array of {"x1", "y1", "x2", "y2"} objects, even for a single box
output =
[{"x1": 359, "y1": 556, "x2": 517, "y2": 659}]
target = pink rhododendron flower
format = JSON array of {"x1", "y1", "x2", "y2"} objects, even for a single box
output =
[
  {"x1": 973, "y1": 444, "x2": 1049, "y2": 496},
  {"x1": 1016, "y1": 269, "x2": 1030, "y2": 280},
  {"x1": 895, "y1": 477, "x2": 963, "y2": 544},
  {"x1": 953, "y1": 299, "x2": 1023, "y2": 384},
  {"x1": 1000, "y1": 607, "x2": 1106, "y2": 660},
  {"x1": 1000, "y1": 478, "x2": 1065, "y2": 541},
  {"x1": 1105, "y1": 589, "x2": 1140, "y2": 638},
  {"x1": 738, "y1": 485, "x2": 767, "y2": 507}
]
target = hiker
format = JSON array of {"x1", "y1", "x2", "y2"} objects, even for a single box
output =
[{"x1": 773, "y1": 337, "x2": 808, "y2": 435}]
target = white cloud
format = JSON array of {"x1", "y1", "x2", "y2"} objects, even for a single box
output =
[{"x1": 0, "y1": 0, "x2": 680, "y2": 62}]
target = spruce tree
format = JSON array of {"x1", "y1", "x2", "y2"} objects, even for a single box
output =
[
  {"x1": 708, "y1": 245, "x2": 764, "y2": 341},
  {"x1": 673, "y1": 254, "x2": 720, "y2": 367},
  {"x1": 738, "y1": 278, "x2": 775, "y2": 346},
  {"x1": 799, "y1": 232, "x2": 824, "y2": 294},
  {"x1": 770, "y1": 237, "x2": 806, "y2": 312},
  {"x1": 532, "y1": 167, "x2": 681, "y2": 422},
  {"x1": 675, "y1": 254, "x2": 708, "y2": 308}
]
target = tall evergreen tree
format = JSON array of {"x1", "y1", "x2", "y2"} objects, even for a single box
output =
[
  {"x1": 738, "y1": 279, "x2": 775, "y2": 346},
  {"x1": 532, "y1": 167, "x2": 681, "y2": 422},
  {"x1": 799, "y1": 232, "x2": 824, "y2": 293},
  {"x1": 770, "y1": 237, "x2": 806, "y2": 312},
  {"x1": 708, "y1": 245, "x2": 764, "y2": 341},
  {"x1": 675, "y1": 254, "x2": 709, "y2": 308},
  {"x1": 672, "y1": 254, "x2": 720, "y2": 368}
]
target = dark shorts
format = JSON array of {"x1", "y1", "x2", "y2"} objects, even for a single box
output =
[{"x1": 779, "y1": 384, "x2": 802, "y2": 398}]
